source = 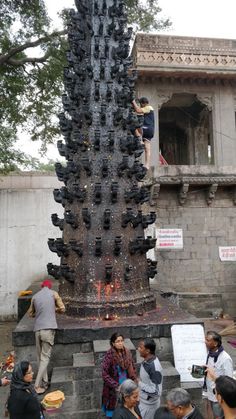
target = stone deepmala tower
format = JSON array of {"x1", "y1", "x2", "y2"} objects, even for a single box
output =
[{"x1": 47, "y1": 0, "x2": 157, "y2": 318}]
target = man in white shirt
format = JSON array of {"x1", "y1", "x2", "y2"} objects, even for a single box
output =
[{"x1": 204, "y1": 331, "x2": 233, "y2": 419}]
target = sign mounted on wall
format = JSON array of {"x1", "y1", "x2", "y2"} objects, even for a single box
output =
[
  {"x1": 156, "y1": 229, "x2": 183, "y2": 249},
  {"x1": 219, "y1": 246, "x2": 236, "y2": 261}
]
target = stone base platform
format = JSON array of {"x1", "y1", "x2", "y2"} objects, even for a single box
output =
[
  {"x1": 13, "y1": 295, "x2": 203, "y2": 417},
  {"x1": 38, "y1": 339, "x2": 202, "y2": 418},
  {"x1": 13, "y1": 294, "x2": 200, "y2": 347}
]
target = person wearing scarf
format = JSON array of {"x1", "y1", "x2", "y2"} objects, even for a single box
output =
[
  {"x1": 204, "y1": 331, "x2": 233, "y2": 419},
  {"x1": 7, "y1": 361, "x2": 44, "y2": 419},
  {"x1": 102, "y1": 333, "x2": 137, "y2": 418}
]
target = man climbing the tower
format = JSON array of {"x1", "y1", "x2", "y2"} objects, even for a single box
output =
[{"x1": 132, "y1": 97, "x2": 155, "y2": 170}]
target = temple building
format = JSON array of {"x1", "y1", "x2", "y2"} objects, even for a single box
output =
[
  {"x1": 1, "y1": 34, "x2": 236, "y2": 320},
  {"x1": 133, "y1": 34, "x2": 236, "y2": 317}
]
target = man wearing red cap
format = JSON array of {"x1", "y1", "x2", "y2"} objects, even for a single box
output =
[{"x1": 28, "y1": 279, "x2": 65, "y2": 394}]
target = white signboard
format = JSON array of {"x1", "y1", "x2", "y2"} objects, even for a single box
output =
[
  {"x1": 219, "y1": 246, "x2": 236, "y2": 261},
  {"x1": 171, "y1": 324, "x2": 207, "y2": 382},
  {"x1": 156, "y1": 229, "x2": 183, "y2": 249}
]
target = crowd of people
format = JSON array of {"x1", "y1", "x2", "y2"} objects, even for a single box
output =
[
  {"x1": 1, "y1": 280, "x2": 235, "y2": 419},
  {"x1": 101, "y1": 331, "x2": 236, "y2": 419}
]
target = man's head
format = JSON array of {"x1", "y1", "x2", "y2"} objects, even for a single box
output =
[
  {"x1": 41, "y1": 279, "x2": 52, "y2": 289},
  {"x1": 139, "y1": 97, "x2": 149, "y2": 107},
  {"x1": 205, "y1": 330, "x2": 222, "y2": 351},
  {"x1": 215, "y1": 376, "x2": 236, "y2": 409},
  {"x1": 166, "y1": 388, "x2": 192, "y2": 419},
  {"x1": 138, "y1": 337, "x2": 156, "y2": 358}
]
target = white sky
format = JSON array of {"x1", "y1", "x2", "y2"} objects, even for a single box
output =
[
  {"x1": 158, "y1": 0, "x2": 236, "y2": 39},
  {"x1": 18, "y1": 0, "x2": 236, "y2": 161}
]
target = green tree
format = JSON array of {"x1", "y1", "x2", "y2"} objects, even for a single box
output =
[{"x1": 0, "y1": 0, "x2": 171, "y2": 173}]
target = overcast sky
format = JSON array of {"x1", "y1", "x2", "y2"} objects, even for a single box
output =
[
  {"x1": 18, "y1": 0, "x2": 236, "y2": 161},
  {"x1": 158, "y1": 0, "x2": 236, "y2": 39},
  {"x1": 47, "y1": 0, "x2": 236, "y2": 39}
]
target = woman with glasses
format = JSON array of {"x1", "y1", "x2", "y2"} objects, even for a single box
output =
[
  {"x1": 102, "y1": 333, "x2": 137, "y2": 418},
  {"x1": 7, "y1": 360, "x2": 44, "y2": 419}
]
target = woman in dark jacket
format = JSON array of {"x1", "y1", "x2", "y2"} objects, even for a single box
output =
[
  {"x1": 7, "y1": 360, "x2": 44, "y2": 419},
  {"x1": 102, "y1": 333, "x2": 137, "y2": 418},
  {"x1": 113, "y1": 379, "x2": 141, "y2": 419}
]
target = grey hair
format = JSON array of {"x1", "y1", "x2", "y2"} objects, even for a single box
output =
[
  {"x1": 119, "y1": 379, "x2": 138, "y2": 404},
  {"x1": 166, "y1": 388, "x2": 191, "y2": 407},
  {"x1": 206, "y1": 330, "x2": 222, "y2": 347}
]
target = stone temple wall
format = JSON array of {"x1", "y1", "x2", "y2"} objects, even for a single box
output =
[
  {"x1": 1, "y1": 173, "x2": 236, "y2": 318},
  {"x1": 155, "y1": 186, "x2": 236, "y2": 317}
]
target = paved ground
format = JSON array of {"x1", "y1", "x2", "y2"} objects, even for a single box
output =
[{"x1": 0, "y1": 319, "x2": 235, "y2": 418}]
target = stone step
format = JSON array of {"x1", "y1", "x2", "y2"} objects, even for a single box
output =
[
  {"x1": 93, "y1": 338, "x2": 136, "y2": 365},
  {"x1": 73, "y1": 351, "x2": 95, "y2": 367},
  {"x1": 50, "y1": 359, "x2": 180, "y2": 409},
  {"x1": 44, "y1": 406, "x2": 102, "y2": 419},
  {"x1": 161, "y1": 361, "x2": 181, "y2": 398}
]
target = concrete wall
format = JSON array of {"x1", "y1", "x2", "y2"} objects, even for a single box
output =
[
  {"x1": 0, "y1": 173, "x2": 62, "y2": 319},
  {"x1": 154, "y1": 186, "x2": 236, "y2": 317}
]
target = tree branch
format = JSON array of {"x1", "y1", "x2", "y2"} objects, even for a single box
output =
[
  {"x1": 0, "y1": 29, "x2": 67, "y2": 66},
  {"x1": 7, "y1": 51, "x2": 51, "y2": 66}
]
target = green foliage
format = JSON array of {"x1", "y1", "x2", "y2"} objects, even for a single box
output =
[
  {"x1": 0, "y1": 0, "x2": 171, "y2": 173},
  {"x1": 126, "y1": 0, "x2": 171, "y2": 31},
  {"x1": 34, "y1": 159, "x2": 58, "y2": 172}
]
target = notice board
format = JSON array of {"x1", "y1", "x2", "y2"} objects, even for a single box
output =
[
  {"x1": 156, "y1": 229, "x2": 183, "y2": 249},
  {"x1": 171, "y1": 324, "x2": 207, "y2": 382}
]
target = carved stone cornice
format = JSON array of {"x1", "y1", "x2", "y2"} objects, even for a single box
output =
[
  {"x1": 179, "y1": 183, "x2": 189, "y2": 205},
  {"x1": 157, "y1": 93, "x2": 172, "y2": 109},
  {"x1": 157, "y1": 175, "x2": 236, "y2": 185},
  {"x1": 134, "y1": 34, "x2": 236, "y2": 54},
  {"x1": 233, "y1": 187, "x2": 236, "y2": 205},
  {"x1": 133, "y1": 34, "x2": 236, "y2": 78},
  {"x1": 145, "y1": 175, "x2": 236, "y2": 206},
  {"x1": 149, "y1": 183, "x2": 160, "y2": 206},
  {"x1": 136, "y1": 51, "x2": 236, "y2": 73},
  {"x1": 207, "y1": 183, "x2": 218, "y2": 205},
  {"x1": 196, "y1": 94, "x2": 213, "y2": 110}
]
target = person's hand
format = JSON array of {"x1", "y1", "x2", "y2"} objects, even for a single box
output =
[
  {"x1": 1, "y1": 377, "x2": 10, "y2": 386},
  {"x1": 206, "y1": 366, "x2": 217, "y2": 381}
]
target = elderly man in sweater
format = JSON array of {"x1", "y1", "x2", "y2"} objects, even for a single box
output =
[
  {"x1": 166, "y1": 388, "x2": 204, "y2": 419},
  {"x1": 28, "y1": 279, "x2": 65, "y2": 395}
]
